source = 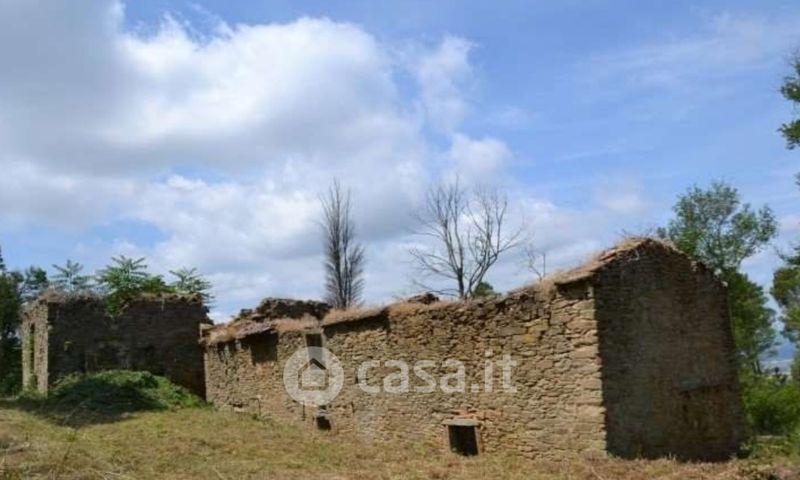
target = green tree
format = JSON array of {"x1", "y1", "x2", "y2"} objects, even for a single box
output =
[
  {"x1": 52, "y1": 260, "x2": 92, "y2": 293},
  {"x1": 780, "y1": 53, "x2": 800, "y2": 148},
  {"x1": 658, "y1": 181, "x2": 777, "y2": 275},
  {"x1": 0, "y1": 248, "x2": 23, "y2": 395},
  {"x1": 773, "y1": 246, "x2": 800, "y2": 344},
  {"x1": 659, "y1": 181, "x2": 778, "y2": 374},
  {"x1": 96, "y1": 256, "x2": 172, "y2": 317},
  {"x1": 472, "y1": 281, "x2": 497, "y2": 298},
  {"x1": 169, "y1": 268, "x2": 214, "y2": 305},
  {"x1": 772, "y1": 176, "x2": 800, "y2": 382},
  {"x1": 20, "y1": 266, "x2": 48, "y2": 301},
  {"x1": 728, "y1": 272, "x2": 776, "y2": 374}
]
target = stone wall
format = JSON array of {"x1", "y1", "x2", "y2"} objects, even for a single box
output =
[
  {"x1": 204, "y1": 331, "x2": 308, "y2": 419},
  {"x1": 203, "y1": 298, "x2": 330, "y2": 420},
  {"x1": 203, "y1": 286, "x2": 606, "y2": 459},
  {"x1": 200, "y1": 239, "x2": 745, "y2": 461},
  {"x1": 592, "y1": 242, "x2": 745, "y2": 460},
  {"x1": 321, "y1": 286, "x2": 605, "y2": 458},
  {"x1": 21, "y1": 292, "x2": 210, "y2": 396}
]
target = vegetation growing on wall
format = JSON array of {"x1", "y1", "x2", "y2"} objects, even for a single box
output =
[{"x1": 0, "y1": 249, "x2": 214, "y2": 396}]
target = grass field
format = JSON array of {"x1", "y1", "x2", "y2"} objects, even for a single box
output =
[{"x1": 0, "y1": 400, "x2": 797, "y2": 480}]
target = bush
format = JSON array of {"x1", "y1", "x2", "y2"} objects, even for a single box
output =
[
  {"x1": 45, "y1": 370, "x2": 204, "y2": 414},
  {"x1": 0, "y1": 340, "x2": 21, "y2": 397},
  {"x1": 742, "y1": 374, "x2": 800, "y2": 436}
]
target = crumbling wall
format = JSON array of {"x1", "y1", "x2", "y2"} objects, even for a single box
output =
[
  {"x1": 21, "y1": 293, "x2": 210, "y2": 396},
  {"x1": 204, "y1": 331, "x2": 307, "y2": 420},
  {"x1": 200, "y1": 239, "x2": 746, "y2": 461},
  {"x1": 20, "y1": 299, "x2": 50, "y2": 393},
  {"x1": 322, "y1": 286, "x2": 605, "y2": 459},
  {"x1": 203, "y1": 298, "x2": 330, "y2": 417},
  {"x1": 593, "y1": 242, "x2": 745, "y2": 460}
]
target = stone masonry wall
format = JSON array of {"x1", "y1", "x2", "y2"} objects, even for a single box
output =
[
  {"x1": 593, "y1": 243, "x2": 745, "y2": 460},
  {"x1": 203, "y1": 286, "x2": 606, "y2": 459},
  {"x1": 21, "y1": 293, "x2": 210, "y2": 396},
  {"x1": 203, "y1": 298, "x2": 330, "y2": 419},
  {"x1": 321, "y1": 285, "x2": 605, "y2": 459},
  {"x1": 204, "y1": 331, "x2": 308, "y2": 420},
  {"x1": 200, "y1": 239, "x2": 745, "y2": 461}
]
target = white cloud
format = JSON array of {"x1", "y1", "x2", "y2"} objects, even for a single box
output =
[
  {"x1": 408, "y1": 36, "x2": 474, "y2": 133},
  {"x1": 593, "y1": 178, "x2": 649, "y2": 216},
  {"x1": 586, "y1": 12, "x2": 800, "y2": 93},
  {"x1": 447, "y1": 134, "x2": 511, "y2": 181},
  {"x1": 0, "y1": 1, "x2": 656, "y2": 317}
]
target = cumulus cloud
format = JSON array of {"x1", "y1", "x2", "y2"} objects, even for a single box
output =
[
  {"x1": 0, "y1": 1, "x2": 650, "y2": 319},
  {"x1": 446, "y1": 134, "x2": 511, "y2": 181},
  {"x1": 408, "y1": 36, "x2": 474, "y2": 134}
]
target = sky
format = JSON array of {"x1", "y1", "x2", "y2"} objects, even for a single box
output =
[{"x1": 0, "y1": 1, "x2": 798, "y2": 355}]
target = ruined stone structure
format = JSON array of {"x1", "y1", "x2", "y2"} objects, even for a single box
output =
[
  {"x1": 21, "y1": 292, "x2": 210, "y2": 396},
  {"x1": 201, "y1": 238, "x2": 745, "y2": 461}
]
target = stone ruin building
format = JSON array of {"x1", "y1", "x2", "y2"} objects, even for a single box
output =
[
  {"x1": 21, "y1": 292, "x2": 210, "y2": 397},
  {"x1": 200, "y1": 238, "x2": 746, "y2": 461},
  {"x1": 18, "y1": 238, "x2": 745, "y2": 460}
]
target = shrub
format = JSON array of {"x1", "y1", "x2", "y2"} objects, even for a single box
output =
[
  {"x1": 0, "y1": 340, "x2": 21, "y2": 397},
  {"x1": 45, "y1": 370, "x2": 204, "y2": 414},
  {"x1": 742, "y1": 374, "x2": 800, "y2": 436}
]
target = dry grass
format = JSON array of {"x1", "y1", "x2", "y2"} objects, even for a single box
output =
[
  {"x1": 0, "y1": 402, "x2": 795, "y2": 480},
  {"x1": 322, "y1": 306, "x2": 388, "y2": 326}
]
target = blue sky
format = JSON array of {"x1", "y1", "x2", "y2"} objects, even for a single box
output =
[{"x1": 0, "y1": 1, "x2": 798, "y2": 363}]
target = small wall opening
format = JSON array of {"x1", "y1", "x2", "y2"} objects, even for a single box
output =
[
  {"x1": 315, "y1": 415, "x2": 332, "y2": 431},
  {"x1": 305, "y1": 333, "x2": 323, "y2": 348},
  {"x1": 305, "y1": 333, "x2": 325, "y2": 367},
  {"x1": 447, "y1": 424, "x2": 479, "y2": 456}
]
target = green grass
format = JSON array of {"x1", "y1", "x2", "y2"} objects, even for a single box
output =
[
  {"x1": 45, "y1": 370, "x2": 203, "y2": 412},
  {"x1": 12, "y1": 370, "x2": 204, "y2": 427},
  {"x1": 0, "y1": 371, "x2": 797, "y2": 479}
]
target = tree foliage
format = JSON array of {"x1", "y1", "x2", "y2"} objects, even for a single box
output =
[
  {"x1": 320, "y1": 180, "x2": 365, "y2": 309},
  {"x1": 52, "y1": 260, "x2": 92, "y2": 293},
  {"x1": 96, "y1": 257, "x2": 171, "y2": 317},
  {"x1": 0, "y1": 247, "x2": 37, "y2": 396},
  {"x1": 169, "y1": 267, "x2": 214, "y2": 304},
  {"x1": 772, "y1": 175, "x2": 800, "y2": 383},
  {"x1": 472, "y1": 281, "x2": 497, "y2": 298},
  {"x1": 780, "y1": 53, "x2": 800, "y2": 149},
  {"x1": 410, "y1": 180, "x2": 521, "y2": 299},
  {"x1": 658, "y1": 181, "x2": 777, "y2": 275},
  {"x1": 773, "y1": 246, "x2": 800, "y2": 345},
  {"x1": 728, "y1": 272, "x2": 777, "y2": 374},
  {"x1": 741, "y1": 372, "x2": 800, "y2": 435},
  {"x1": 659, "y1": 181, "x2": 778, "y2": 375}
]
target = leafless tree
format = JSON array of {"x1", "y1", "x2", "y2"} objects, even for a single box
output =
[
  {"x1": 320, "y1": 180, "x2": 365, "y2": 309},
  {"x1": 523, "y1": 243, "x2": 547, "y2": 282},
  {"x1": 409, "y1": 179, "x2": 522, "y2": 299}
]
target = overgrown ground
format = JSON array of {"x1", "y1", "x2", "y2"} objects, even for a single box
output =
[
  {"x1": 2, "y1": 406, "x2": 799, "y2": 480},
  {"x1": 0, "y1": 371, "x2": 798, "y2": 479}
]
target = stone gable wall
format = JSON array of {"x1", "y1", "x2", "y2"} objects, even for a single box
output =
[
  {"x1": 21, "y1": 294, "x2": 209, "y2": 396},
  {"x1": 593, "y1": 245, "x2": 745, "y2": 460}
]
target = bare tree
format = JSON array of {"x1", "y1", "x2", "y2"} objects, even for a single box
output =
[
  {"x1": 410, "y1": 180, "x2": 522, "y2": 299},
  {"x1": 320, "y1": 180, "x2": 365, "y2": 309},
  {"x1": 523, "y1": 243, "x2": 547, "y2": 282}
]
